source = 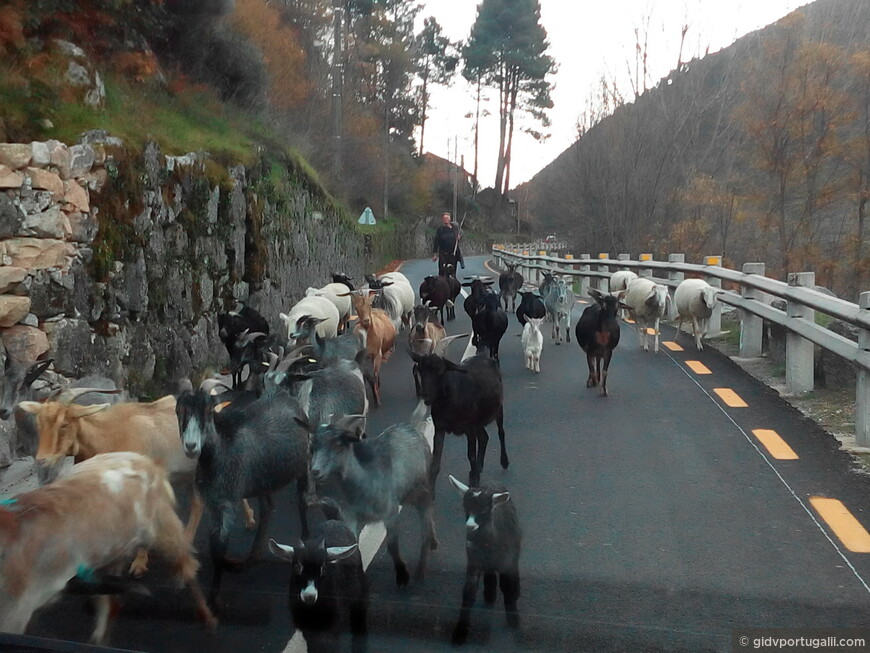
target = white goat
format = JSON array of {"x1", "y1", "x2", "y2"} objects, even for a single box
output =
[
  {"x1": 673, "y1": 278, "x2": 719, "y2": 351},
  {"x1": 521, "y1": 317, "x2": 543, "y2": 373},
  {"x1": 0, "y1": 452, "x2": 216, "y2": 645},
  {"x1": 305, "y1": 283, "x2": 353, "y2": 333},
  {"x1": 281, "y1": 295, "x2": 340, "y2": 346},
  {"x1": 620, "y1": 278, "x2": 672, "y2": 353}
]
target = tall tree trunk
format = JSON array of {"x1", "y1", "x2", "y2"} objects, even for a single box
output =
[
  {"x1": 494, "y1": 61, "x2": 508, "y2": 196},
  {"x1": 502, "y1": 68, "x2": 519, "y2": 196},
  {"x1": 418, "y1": 60, "x2": 429, "y2": 157},
  {"x1": 472, "y1": 76, "x2": 481, "y2": 198}
]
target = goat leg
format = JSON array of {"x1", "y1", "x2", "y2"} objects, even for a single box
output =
[
  {"x1": 497, "y1": 408, "x2": 509, "y2": 470},
  {"x1": 244, "y1": 493, "x2": 274, "y2": 566},
  {"x1": 500, "y1": 571, "x2": 521, "y2": 628},
  {"x1": 385, "y1": 513, "x2": 410, "y2": 587},
  {"x1": 483, "y1": 572, "x2": 498, "y2": 605},
  {"x1": 429, "y1": 430, "x2": 446, "y2": 492},
  {"x1": 452, "y1": 566, "x2": 481, "y2": 646}
]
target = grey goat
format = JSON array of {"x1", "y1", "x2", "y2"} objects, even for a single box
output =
[{"x1": 295, "y1": 402, "x2": 438, "y2": 587}]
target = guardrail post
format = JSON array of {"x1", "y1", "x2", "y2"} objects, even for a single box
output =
[
  {"x1": 617, "y1": 253, "x2": 630, "y2": 270},
  {"x1": 668, "y1": 254, "x2": 685, "y2": 286},
  {"x1": 639, "y1": 253, "x2": 653, "y2": 279},
  {"x1": 704, "y1": 256, "x2": 723, "y2": 335},
  {"x1": 739, "y1": 263, "x2": 765, "y2": 358},
  {"x1": 597, "y1": 253, "x2": 609, "y2": 292},
  {"x1": 580, "y1": 255, "x2": 591, "y2": 297},
  {"x1": 786, "y1": 272, "x2": 815, "y2": 395},
  {"x1": 537, "y1": 249, "x2": 547, "y2": 285},
  {"x1": 857, "y1": 293, "x2": 870, "y2": 448}
]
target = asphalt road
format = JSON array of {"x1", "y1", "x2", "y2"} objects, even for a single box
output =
[{"x1": 10, "y1": 255, "x2": 870, "y2": 653}]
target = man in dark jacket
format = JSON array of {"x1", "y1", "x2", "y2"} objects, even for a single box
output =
[{"x1": 432, "y1": 212, "x2": 465, "y2": 274}]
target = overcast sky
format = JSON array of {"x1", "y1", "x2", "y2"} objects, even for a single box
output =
[{"x1": 416, "y1": 0, "x2": 806, "y2": 190}]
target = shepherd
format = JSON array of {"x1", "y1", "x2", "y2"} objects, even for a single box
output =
[{"x1": 432, "y1": 212, "x2": 465, "y2": 275}]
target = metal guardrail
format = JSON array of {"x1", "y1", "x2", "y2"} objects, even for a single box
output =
[{"x1": 492, "y1": 245, "x2": 870, "y2": 448}]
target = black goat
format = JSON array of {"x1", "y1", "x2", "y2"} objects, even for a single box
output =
[
  {"x1": 175, "y1": 379, "x2": 311, "y2": 609},
  {"x1": 471, "y1": 293, "x2": 508, "y2": 362},
  {"x1": 217, "y1": 304, "x2": 271, "y2": 386},
  {"x1": 269, "y1": 500, "x2": 368, "y2": 653},
  {"x1": 331, "y1": 273, "x2": 356, "y2": 292},
  {"x1": 419, "y1": 275, "x2": 451, "y2": 325},
  {"x1": 574, "y1": 288, "x2": 621, "y2": 396},
  {"x1": 498, "y1": 263, "x2": 523, "y2": 312},
  {"x1": 448, "y1": 475, "x2": 522, "y2": 647},
  {"x1": 462, "y1": 278, "x2": 495, "y2": 322},
  {"x1": 409, "y1": 352, "x2": 508, "y2": 490},
  {"x1": 515, "y1": 291, "x2": 546, "y2": 328},
  {"x1": 441, "y1": 263, "x2": 462, "y2": 321}
]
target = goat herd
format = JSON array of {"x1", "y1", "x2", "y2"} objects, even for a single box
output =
[{"x1": 0, "y1": 256, "x2": 721, "y2": 652}]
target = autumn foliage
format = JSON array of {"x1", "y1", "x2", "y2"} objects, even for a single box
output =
[{"x1": 231, "y1": 0, "x2": 311, "y2": 111}]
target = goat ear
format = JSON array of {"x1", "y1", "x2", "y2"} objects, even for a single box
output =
[
  {"x1": 18, "y1": 400, "x2": 42, "y2": 415},
  {"x1": 326, "y1": 543, "x2": 358, "y2": 563},
  {"x1": 268, "y1": 538, "x2": 296, "y2": 561},
  {"x1": 333, "y1": 414, "x2": 366, "y2": 438},
  {"x1": 69, "y1": 403, "x2": 110, "y2": 418},
  {"x1": 449, "y1": 474, "x2": 469, "y2": 496},
  {"x1": 279, "y1": 312, "x2": 289, "y2": 323},
  {"x1": 213, "y1": 401, "x2": 232, "y2": 414},
  {"x1": 491, "y1": 491, "x2": 511, "y2": 506},
  {"x1": 24, "y1": 359, "x2": 53, "y2": 386}
]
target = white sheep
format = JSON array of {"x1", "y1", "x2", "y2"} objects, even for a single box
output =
[
  {"x1": 305, "y1": 283, "x2": 353, "y2": 333},
  {"x1": 377, "y1": 272, "x2": 415, "y2": 331},
  {"x1": 673, "y1": 278, "x2": 719, "y2": 351},
  {"x1": 609, "y1": 270, "x2": 638, "y2": 320},
  {"x1": 280, "y1": 295, "x2": 340, "y2": 346},
  {"x1": 619, "y1": 277, "x2": 672, "y2": 353},
  {"x1": 521, "y1": 317, "x2": 543, "y2": 373}
]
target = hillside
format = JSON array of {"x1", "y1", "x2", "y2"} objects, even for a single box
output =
[{"x1": 520, "y1": 0, "x2": 870, "y2": 299}]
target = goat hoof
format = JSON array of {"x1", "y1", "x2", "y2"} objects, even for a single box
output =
[
  {"x1": 500, "y1": 455, "x2": 510, "y2": 469},
  {"x1": 222, "y1": 557, "x2": 245, "y2": 573},
  {"x1": 506, "y1": 609, "x2": 520, "y2": 628},
  {"x1": 451, "y1": 623, "x2": 470, "y2": 647},
  {"x1": 395, "y1": 566, "x2": 410, "y2": 587}
]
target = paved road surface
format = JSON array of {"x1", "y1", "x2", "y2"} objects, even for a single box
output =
[{"x1": 7, "y1": 255, "x2": 870, "y2": 653}]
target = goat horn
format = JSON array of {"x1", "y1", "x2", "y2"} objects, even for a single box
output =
[
  {"x1": 199, "y1": 378, "x2": 232, "y2": 395},
  {"x1": 53, "y1": 387, "x2": 120, "y2": 404},
  {"x1": 238, "y1": 331, "x2": 267, "y2": 346},
  {"x1": 433, "y1": 333, "x2": 469, "y2": 357},
  {"x1": 276, "y1": 355, "x2": 310, "y2": 374}
]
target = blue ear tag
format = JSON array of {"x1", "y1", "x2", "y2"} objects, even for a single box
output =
[
  {"x1": 0, "y1": 498, "x2": 17, "y2": 506},
  {"x1": 76, "y1": 565, "x2": 96, "y2": 583}
]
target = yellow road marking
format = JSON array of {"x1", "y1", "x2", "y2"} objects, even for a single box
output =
[
  {"x1": 576, "y1": 300, "x2": 588, "y2": 304},
  {"x1": 752, "y1": 429, "x2": 798, "y2": 460},
  {"x1": 810, "y1": 497, "x2": 870, "y2": 553},
  {"x1": 645, "y1": 327, "x2": 657, "y2": 335},
  {"x1": 624, "y1": 318, "x2": 635, "y2": 324},
  {"x1": 714, "y1": 388, "x2": 748, "y2": 407},
  {"x1": 663, "y1": 341, "x2": 684, "y2": 351},
  {"x1": 685, "y1": 360, "x2": 712, "y2": 375}
]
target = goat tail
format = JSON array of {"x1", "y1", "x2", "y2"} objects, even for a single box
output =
[{"x1": 410, "y1": 400, "x2": 430, "y2": 434}]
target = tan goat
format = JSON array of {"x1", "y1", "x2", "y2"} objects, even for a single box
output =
[
  {"x1": 343, "y1": 290, "x2": 397, "y2": 406},
  {"x1": 0, "y1": 451, "x2": 217, "y2": 644},
  {"x1": 18, "y1": 392, "x2": 252, "y2": 574}
]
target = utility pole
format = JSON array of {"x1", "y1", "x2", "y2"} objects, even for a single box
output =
[{"x1": 331, "y1": 0, "x2": 343, "y2": 177}]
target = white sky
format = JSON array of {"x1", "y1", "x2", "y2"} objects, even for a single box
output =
[{"x1": 416, "y1": 0, "x2": 805, "y2": 189}]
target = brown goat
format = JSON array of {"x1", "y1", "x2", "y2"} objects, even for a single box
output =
[
  {"x1": 345, "y1": 290, "x2": 397, "y2": 406},
  {"x1": 0, "y1": 451, "x2": 217, "y2": 644}
]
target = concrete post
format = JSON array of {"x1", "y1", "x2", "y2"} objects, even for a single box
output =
[
  {"x1": 857, "y1": 293, "x2": 870, "y2": 448},
  {"x1": 739, "y1": 263, "x2": 765, "y2": 358},
  {"x1": 597, "y1": 253, "x2": 609, "y2": 292},
  {"x1": 537, "y1": 249, "x2": 547, "y2": 285},
  {"x1": 668, "y1": 254, "x2": 685, "y2": 285},
  {"x1": 580, "y1": 255, "x2": 591, "y2": 298},
  {"x1": 639, "y1": 253, "x2": 653, "y2": 279},
  {"x1": 786, "y1": 272, "x2": 815, "y2": 395},
  {"x1": 617, "y1": 253, "x2": 630, "y2": 271},
  {"x1": 704, "y1": 256, "x2": 723, "y2": 335}
]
